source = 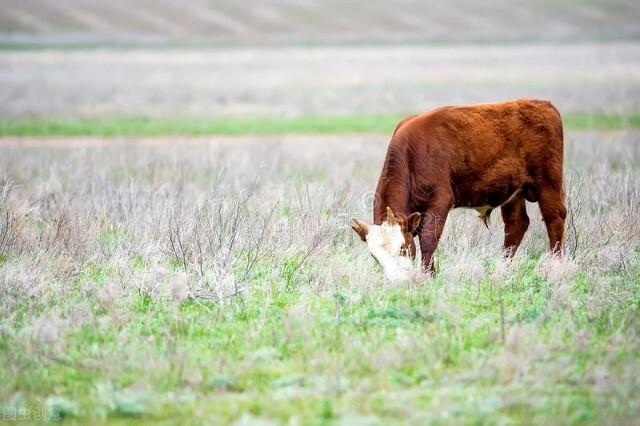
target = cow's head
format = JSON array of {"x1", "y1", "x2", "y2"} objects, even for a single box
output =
[{"x1": 351, "y1": 207, "x2": 421, "y2": 281}]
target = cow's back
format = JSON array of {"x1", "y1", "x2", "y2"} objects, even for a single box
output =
[{"x1": 390, "y1": 99, "x2": 563, "y2": 208}]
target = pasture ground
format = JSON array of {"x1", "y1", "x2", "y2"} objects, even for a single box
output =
[
  {"x1": 1, "y1": 43, "x2": 639, "y2": 120},
  {"x1": 1, "y1": 128, "x2": 639, "y2": 424},
  {"x1": 0, "y1": 30, "x2": 639, "y2": 425}
]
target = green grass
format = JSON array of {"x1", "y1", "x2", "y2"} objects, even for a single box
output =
[
  {"x1": 1, "y1": 254, "x2": 638, "y2": 424},
  {"x1": 1, "y1": 131, "x2": 638, "y2": 424},
  {"x1": 0, "y1": 113, "x2": 638, "y2": 137}
]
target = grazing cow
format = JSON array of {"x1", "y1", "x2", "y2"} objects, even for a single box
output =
[{"x1": 352, "y1": 99, "x2": 566, "y2": 281}]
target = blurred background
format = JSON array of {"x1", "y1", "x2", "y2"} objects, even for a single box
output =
[{"x1": 0, "y1": 0, "x2": 639, "y2": 122}]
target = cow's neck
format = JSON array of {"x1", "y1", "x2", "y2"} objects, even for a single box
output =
[{"x1": 373, "y1": 178, "x2": 411, "y2": 224}]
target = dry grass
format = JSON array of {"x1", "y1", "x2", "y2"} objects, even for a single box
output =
[
  {"x1": 1, "y1": 42, "x2": 639, "y2": 119},
  {"x1": 0, "y1": 131, "x2": 639, "y2": 423}
]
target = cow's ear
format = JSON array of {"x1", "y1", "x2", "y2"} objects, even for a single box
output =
[
  {"x1": 351, "y1": 218, "x2": 370, "y2": 242},
  {"x1": 406, "y1": 212, "x2": 422, "y2": 236},
  {"x1": 386, "y1": 207, "x2": 398, "y2": 225}
]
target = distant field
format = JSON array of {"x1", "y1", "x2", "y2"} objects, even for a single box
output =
[
  {"x1": 1, "y1": 43, "x2": 639, "y2": 121},
  {"x1": 1, "y1": 112, "x2": 639, "y2": 137},
  {"x1": 0, "y1": 0, "x2": 639, "y2": 46},
  {"x1": 1, "y1": 131, "x2": 638, "y2": 424}
]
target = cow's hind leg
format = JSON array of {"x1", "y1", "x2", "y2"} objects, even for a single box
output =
[
  {"x1": 501, "y1": 195, "x2": 529, "y2": 256},
  {"x1": 537, "y1": 187, "x2": 567, "y2": 253}
]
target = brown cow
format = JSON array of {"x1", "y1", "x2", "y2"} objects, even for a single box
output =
[{"x1": 352, "y1": 99, "x2": 566, "y2": 281}]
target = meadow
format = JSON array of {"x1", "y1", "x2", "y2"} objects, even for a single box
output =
[
  {"x1": 0, "y1": 33, "x2": 639, "y2": 425},
  {"x1": 1, "y1": 126, "x2": 639, "y2": 424}
]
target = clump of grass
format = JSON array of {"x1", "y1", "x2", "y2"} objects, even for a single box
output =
[{"x1": 46, "y1": 396, "x2": 77, "y2": 419}]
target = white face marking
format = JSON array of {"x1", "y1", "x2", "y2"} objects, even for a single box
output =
[{"x1": 365, "y1": 221, "x2": 413, "y2": 281}]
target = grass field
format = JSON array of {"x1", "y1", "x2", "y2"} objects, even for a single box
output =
[
  {"x1": 1, "y1": 129, "x2": 639, "y2": 424},
  {"x1": 1, "y1": 0, "x2": 639, "y2": 46},
  {"x1": 1, "y1": 113, "x2": 639, "y2": 137},
  {"x1": 1, "y1": 4, "x2": 640, "y2": 420},
  {"x1": 2, "y1": 43, "x2": 639, "y2": 120}
]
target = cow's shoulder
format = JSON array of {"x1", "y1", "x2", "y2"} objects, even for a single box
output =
[
  {"x1": 392, "y1": 114, "x2": 420, "y2": 136},
  {"x1": 392, "y1": 108, "x2": 449, "y2": 138}
]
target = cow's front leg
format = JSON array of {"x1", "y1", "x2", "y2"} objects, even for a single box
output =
[{"x1": 419, "y1": 197, "x2": 453, "y2": 274}]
